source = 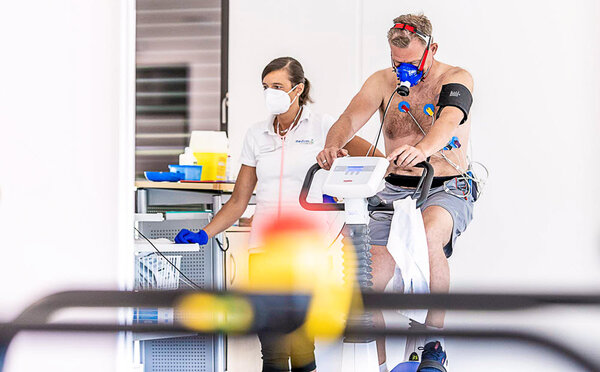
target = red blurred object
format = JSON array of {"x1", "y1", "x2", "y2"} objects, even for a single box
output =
[{"x1": 258, "y1": 212, "x2": 322, "y2": 238}]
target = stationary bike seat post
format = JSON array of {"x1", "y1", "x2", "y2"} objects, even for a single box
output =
[{"x1": 342, "y1": 223, "x2": 375, "y2": 343}]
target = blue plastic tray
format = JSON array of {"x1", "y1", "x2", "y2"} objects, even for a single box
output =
[{"x1": 144, "y1": 171, "x2": 184, "y2": 182}]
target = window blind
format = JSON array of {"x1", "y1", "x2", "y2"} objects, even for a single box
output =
[{"x1": 136, "y1": 0, "x2": 223, "y2": 178}]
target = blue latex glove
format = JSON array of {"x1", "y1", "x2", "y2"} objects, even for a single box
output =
[{"x1": 174, "y1": 229, "x2": 208, "y2": 245}]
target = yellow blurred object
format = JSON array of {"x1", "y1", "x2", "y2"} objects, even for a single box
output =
[
  {"x1": 193, "y1": 152, "x2": 228, "y2": 181},
  {"x1": 248, "y1": 213, "x2": 359, "y2": 339},
  {"x1": 425, "y1": 107, "x2": 434, "y2": 116},
  {"x1": 176, "y1": 293, "x2": 254, "y2": 332},
  {"x1": 175, "y1": 214, "x2": 361, "y2": 338}
]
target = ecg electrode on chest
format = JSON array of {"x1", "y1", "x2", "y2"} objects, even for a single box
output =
[{"x1": 368, "y1": 83, "x2": 486, "y2": 200}]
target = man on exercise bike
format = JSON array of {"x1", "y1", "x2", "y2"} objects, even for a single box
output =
[{"x1": 316, "y1": 13, "x2": 476, "y2": 372}]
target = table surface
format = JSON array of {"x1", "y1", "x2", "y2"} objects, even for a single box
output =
[{"x1": 135, "y1": 180, "x2": 236, "y2": 192}]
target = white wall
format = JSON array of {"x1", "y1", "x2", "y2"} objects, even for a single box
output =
[
  {"x1": 0, "y1": 0, "x2": 134, "y2": 371},
  {"x1": 228, "y1": 0, "x2": 385, "y2": 174},
  {"x1": 0, "y1": 0, "x2": 598, "y2": 370},
  {"x1": 229, "y1": 1, "x2": 600, "y2": 369},
  {"x1": 373, "y1": 0, "x2": 600, "y2": 292},
  {"x1": 229, "y1": 0, "x2": 600, "y2": 290}
]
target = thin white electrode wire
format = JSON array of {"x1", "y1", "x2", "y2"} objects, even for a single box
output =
[
  {"x1": 464, "y1": 124, "x2": 490, "y2": 194},
  {"x1": 438, "y1": 151, "x2": 472, "y2": 197},
  {"x1": 406, "y1": 108, "x2": 473, "y2": 197},
  {"x1": 401, "y1": 106, "x2": 490, "y2": 199},
  {"x1": 407, "y1": 108, "x2": 478, "y2": 178},
  {"x1": 407, "y1": 110, "x2": 426, "y2": 136}
]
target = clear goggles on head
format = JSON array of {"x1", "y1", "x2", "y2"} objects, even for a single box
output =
[{"x1": 390, "y1": 23, "x2": 432, "y2": 73}]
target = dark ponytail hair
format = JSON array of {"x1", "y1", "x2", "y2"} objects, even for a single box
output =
[{"x1": 261, "y1": 57, "x2": 314, "y2": 106}]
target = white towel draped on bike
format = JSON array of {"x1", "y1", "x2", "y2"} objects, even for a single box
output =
[{"x1": 384, "y1": 197, "x2": 430, "y2": 324}]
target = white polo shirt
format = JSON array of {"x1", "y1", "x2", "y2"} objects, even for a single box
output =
[{"x1": 239, "y1": 106, "x2": 340, "y2": 246}]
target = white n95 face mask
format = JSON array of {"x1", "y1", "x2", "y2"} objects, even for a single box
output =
[{"x1": 264, "y1": 85, "x2": 299, "y2": 115}]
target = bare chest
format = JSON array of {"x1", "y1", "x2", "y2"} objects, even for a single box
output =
[{"x1": 382, "y1": 80, "x2": 442, "y2": 140}]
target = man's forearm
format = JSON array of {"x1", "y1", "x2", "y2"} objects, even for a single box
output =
[
  {"x1": 416, "y1": 107, "x2": 463, "y2": 156},
  {"x1": 325, "y1": 115, "x2": 356, "y2": 148},
  {"x1": 416, "y1": 119, "x2": 458, "y2": 157}
]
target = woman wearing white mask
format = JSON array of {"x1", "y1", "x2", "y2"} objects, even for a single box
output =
[{"x1": 176, "y1": 57, "x2": 382, "y2": 372}]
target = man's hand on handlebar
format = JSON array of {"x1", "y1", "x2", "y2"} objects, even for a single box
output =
[
  {"x1": 317, "y1": 147, "x2": 348, "y2": 170},
  {"x1": 387, "y1": 144, "x2": 427, "y2": 168}
]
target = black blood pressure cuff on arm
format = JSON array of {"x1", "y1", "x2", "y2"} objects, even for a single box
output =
[{"x1": 436, "y1": 83, "x2": 473, "y2": 125}]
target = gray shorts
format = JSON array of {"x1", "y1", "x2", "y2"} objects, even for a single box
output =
[{"x1": 368, "y1": 177, "x2": 474, "y2": 258}]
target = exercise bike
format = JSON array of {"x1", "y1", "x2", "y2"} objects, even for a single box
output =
[{"x1": 299, "y1": 156, "x2": 434, "y2": 372}]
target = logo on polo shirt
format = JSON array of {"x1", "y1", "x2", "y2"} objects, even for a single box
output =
[{"x1": 295, "y1": 139, "x2": 314, "y2": 145}]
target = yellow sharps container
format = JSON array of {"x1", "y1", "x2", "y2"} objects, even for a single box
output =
[{"x1": 193, "y1": 152, "x2": 228, "y2": 181}]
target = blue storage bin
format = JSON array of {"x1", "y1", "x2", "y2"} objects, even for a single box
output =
[{"x1": 168, "y1": 165, "x2": 203, "y2": 181}]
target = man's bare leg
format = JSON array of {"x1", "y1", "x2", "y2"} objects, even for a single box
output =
[
  {"x1": 370, "y1": 205, "x2": 453, "y2": 366},
  {"x1": 371, "y1": 244, "x2": 395, "y2": 365},
  {"x1": 421, "y1": 206, "x2": 453, "y2": 328}
]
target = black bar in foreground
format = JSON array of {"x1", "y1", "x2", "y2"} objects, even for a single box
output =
[{"x1": 0, "y1": 322, "x2": 597, "y2": 372}]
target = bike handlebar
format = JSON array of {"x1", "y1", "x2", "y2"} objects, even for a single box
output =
[
  {"x1": 298, "y1": 160, "x2": 435, "y2": 211},
  {"x1": 299, "y1": 163, "x2": 344, "y2": 211},
  {"x1": 413, "y1": 161, "x2": 434, "y2": 208}
]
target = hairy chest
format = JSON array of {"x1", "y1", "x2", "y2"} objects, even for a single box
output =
[{"x1": 383, "y1": 79, "x2": 442, "y2": 139}]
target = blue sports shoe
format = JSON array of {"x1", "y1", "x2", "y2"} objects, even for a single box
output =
[{"x1": 416, "y1": 341, "x2": 447, "y2": 372}]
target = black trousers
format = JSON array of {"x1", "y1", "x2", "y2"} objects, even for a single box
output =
[{"x1": 258, "y1": 328, "x2": 316, "y2": 372}]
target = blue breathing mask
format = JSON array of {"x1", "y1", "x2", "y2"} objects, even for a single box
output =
[
  {"x1": 395, "y1": 63, "x2": 424, "y2": 96},
  {"x1": 391, "y1": 31, "x2": 432, "y2": 97}
]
